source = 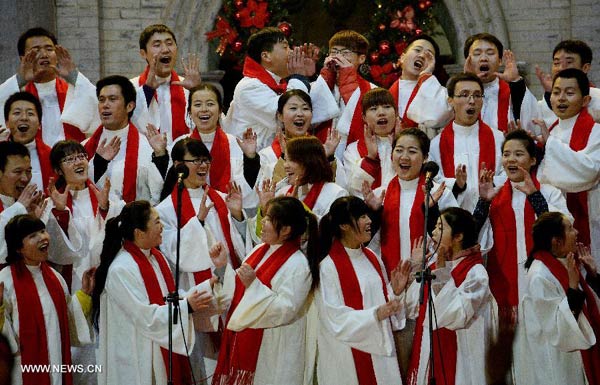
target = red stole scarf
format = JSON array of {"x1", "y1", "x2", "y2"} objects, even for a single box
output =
[
  {"x1": 286, "y1": 181, "x2": 326, "y2": 210},
  {"x1": 213, "y1": 240, "x2": 300, "y2": 385},
  {"x1": 328, "y1": 239, "x2": 388, "y2": 385},
  {"x1": 534, "y1": 250, "x2": 600, "y2": 385},
  {"x1": 439, "y1": 120, "x2": 496, "y2": 177},
  {"x1": 190, "y1": 127, "x2": 231, "y2": 193},
  {"x1": 66, "y1": 180, "x2": 100, "y2": 217},
  {"x1": 11, "y1": 261, "x2": 73, "y2": 385},
  {"x1": 138, "y1": 67, "x2": 189, "y2": 141},
  {"x1": 487, "y1": 176, "x2": 540, "y2": 324},
  {"x1": 549, "y1": 108, "x2": 595, "y2": 247},
  {"x1": 242, "y1": 56, "x2": 287, "y2": 94},
  {"x1": 84, "y1": 124, "x2": 140, "y2": 202},
  {"x1": 389, "y1": 74, "x2": 432, "y2": 129},
  {"x1": 381, "y1": 175, "x2": 425, "y2": 278},
  {"x1": 25, "y1": 78, "x2": 86, "y2": 142},
  {"x1": 170, "y1": 186, "x2": 241, "y2": 275},
  {"x1": 34, "y1": 137, "x2": 54, "y2": 191},
  {"x1": 271, "y1": 136, "x2": 283, "y2": 158},
  {"x1": 123, "y1": 240, "x2": 192, "y2": 385},
  {"x1": 495, "y1": 79, "x2": 511, "y2": 133},
  {"x1": 347, "y1": 77, "x2": 375, "y2": 146},
  {"x1": 407, "y1": 248, "x2": 483, "y2": 385}
]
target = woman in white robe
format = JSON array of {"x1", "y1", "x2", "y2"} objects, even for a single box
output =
[
  {"x1": 92, "y1": 200, "x2": 217, "y2": 385},
  {"x1": 316, "y1": 196, "x2": 410, "y2": 385},
  {"x1": 0, "y1": 214, "x2": 93, "y2": 385}
]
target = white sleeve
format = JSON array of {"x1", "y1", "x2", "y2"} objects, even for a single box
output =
[
  {"x1": 405, "y1": 75, "x2": 453, "y2": 129},
  {"x1": 61, "y1": 72, "x2": 101, "y2": 134},
  {"x1": 0, "y1": 75, "x2": 21, "y2": 127},
  {"x1": 310, "y1": 76, "x2": 340, "y2": 124},
  {"x1": 0, "y1": 202, "x2": 29, "y2": 263}
]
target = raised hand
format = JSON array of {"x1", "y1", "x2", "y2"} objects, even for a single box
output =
[
  {"x1": 197, "y1": 190, "x2": 214, "y2": 222},
  {"x1": 531, "y1": 119, "x2": 550, "y2": 146},
  {"x1": 172, "y1": 54, "x2": 201, "y2": 90},
  {"x1": 361, "y1": 180, "x2": 385, "y2": 210},
  {"x1": 17, "y1": 184, "x2": 41, "y2": 210},
  {"x1": 376, "y1": 298, "x2": 402, "y2": 321},
  {"x1": 577, "y1": 243, "x2": 597, "y2": 278},
  {"x1": 226, "y1": 181, "x2": 243, "y2": 221},
  {"x1": 145, "y1": 123, "x2": 167, "y2": 156},
  {"x1": 300, "y1": 43, "x2": 320, "y2": 77},
  {"x1": 506, "y1": 119, "x2": 523, "y2": 135},
  {"x1": 455, "y1": 164, "x2": 467, "y2": 190},
  {"x1": 427, "y1": 181, "x2": 446, "y2": 207},
  {"x1": 463, "y1": 55, "x2": 475, "y2": 75},
  {"x1": 535, "y1": 64, "x2": 552, "y2": 93},
  {"x1": 209, "y1": 242, "x2": 229, "y2": 269},
  {"x1": 276, "y1": 126, "x2": 287, "y2": 152},
  {"x1": 47, "y1": 177, "x2": 70, "y2": 211},
  {"x1": 236, "y1": 128, "x2": 258, "y2": 159},
  {"x1": 29, "y1": 191, "x2": 47, "y2": 219},
  {"x1": 513, "y1": 166, "x2": 537, "y2": 195},
  {"x1": 391, "y1": 259, "x2": 411, "y2": 295},
  {"x1": 323, "y1": 127, "x2": 341, "y2": 158},
  {"x1": 187, "y1": 290, "x2": 213, "y2": 313},
  {"x1": 419, "y1": 50, "x2": 436, "y2": 77},
  {"x1": 478, "y1": 165, "x2": 499, "y2": 201},
  {"x1": 495, "y1": 50, "x2": 521, "y2": 82},
  {"x1": 18, "y1": 49, "x2": 39, "y2": 83},
  {"x1": 89, "y1": 178, "x2": 111, "y2": 211},
  {"x1": 96, "y1": 136, "x2": 121, "y2": 161},
  {"x1": 0, "y1": 125, "x2": 8, "y2": 141},
  {"x1": 55, "y1": 45, "x2": 77, "y2": 80},
  {"x1": 364, "y1": 124, "x2": 379, "y2": 160},
  {"x1": 257, "y1": 179, "x2": 276, "y2": 212},
  {"x1": 81, "y1": 267, "x2": 96, "y2": 295},
  {"x1": 567, "y1": 252, "x2": 580, "y2": 289},
  {"x1": 236, "y1": 263, "x2": 256, "y2": 288}
]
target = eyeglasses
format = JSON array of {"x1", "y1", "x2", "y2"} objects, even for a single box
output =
[
  {"x1": 329, "y1": 49, "x2": 358, "y2": 56},
  {"x1": 61, "y1": 153, "x2": 88, "y2": 164},
  {"x1": 183, "y1": 158, "x2": 211, "y2": 166},
  {"x1": 453, "y1": 92, "x2": 484, "y2": 100}
]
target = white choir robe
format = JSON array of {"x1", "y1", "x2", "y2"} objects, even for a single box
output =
[
  {"x1": 369, "y1": 178, "x2": 458, "y2": 260},
  {"x1": 216, "y1": 244, "x2": 312, "y2": 385},
  {"x1": 536, "y1": 113, "x2": 600, "y2": 262},
  {"x1": 0, "y1": 263, "x2": 92, "y2": 385},
  {"x1": 538, "y1": 87, "x2": 600, "y2": 127},
  {"x1": 84, "y1": 124, "x2": 164, "y2": 205},
  {"x1": 401, "y1": 257, "x2": 493, "y2": 385},
  {"x1": 429, "y1": 121, "x2": 506, "y2": 212},
  {"x1": 98, "y1": 247, "x2": 212, "y2": 385},
  {"x1": 316, "y1": 247, "x2": 404, "y2": 385},
  {"x1": 0, "y1": 196, "x2": 28, "y2": 264},
  {"x1": 393, "y1": 76, "x2": 453, "y2": 138},
  {"x1": 343, "y1": 136, "x2": 394, "y2": 198},
  {"x1": 130, "y1": 74, "x2": 190, "y2": 145},
  {"x1": 481, "y1": 78, "x2": 539, "y2": 133},
  {"x1": 223, "y1": 72, "x2": 339, "y2": 151},
  {"x1": 518, "y1": 259, "x2": 596, "y2": 385},
  {"x1": 0, "y1": 73, "x2": 100, "y2": 146}
]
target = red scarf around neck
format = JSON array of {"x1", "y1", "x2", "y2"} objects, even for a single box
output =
[
  {"x1": 347, "y1": 77, "x2": 374, "y2": 146},
  {"x1": 190, "y1": 127, "x2": 231, "y2": 193},
  {"x1": 271, "y1": 136, "x2": 283, "y2": 158},
  {"x1": 242, "y1": 56, "x2": 287, "y2": 94},
  {"x1": 495, "y1": 79, "x2": 511, "y2": 133},
  {"x1": 25, "y1": 78, "x2": 86, "y2": 142},
  {"x1": 328, "y1": 239, "x2": 388, "y2": 385},
  {"x1": 548, "y1": 108, "x2": 595, "y2": 247},
  {"x1": 33, "y1": 136, "x2": 54, "y2": 191},
  {"x1": 286, "y1": 181, "x2": 325, "y2": 210},
  {"x1": 138, "y1": 67, "x2": 189, "y2": 141},
  {"x1": 11, "y1": 260, "x2": 73, "y2": 385},
  {"x1": 213, "y1": 240, "x2": 301, "y2": 385},
  {"x1": 65, "y1": 179, "x2": 100, "y2": 218},
  {"x1": 406, "y1": 248, "x2": 483, "y2": 385},
  {"x1": 389, "y1": 73, "x2": 432, "y2": 129},
  {"x1": 123, "y1": 240, "x2": 192, "y2": 385},
  {"x1": 381, "y1": 175, "x2": 425, "y2": 278},
  {"x1": 487, "y1": 176, "x2": 540, "y2": 324},
  {"x1": 439, "y1": 120, "x2": 496, "y2": 177},
  {"x1": 84, "y1": 123, "x2": 139, "y2": 203},
  {"x1": 534, "y1": 250, "x2": 600, "y2": 385}
]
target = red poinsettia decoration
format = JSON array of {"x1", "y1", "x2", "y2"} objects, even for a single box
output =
[
  {"x1": 370, "y1": 62, "x2": 399, "y2": 88},
  {"x1": 206, "y1": 17, "x2": 240, "y2": 55},
  {"x1": 390, "y1": 5, "x2": 416, "y2": 33},
  {"x1": 238, "y1": 0, "x2": 270, "y2": 29}
]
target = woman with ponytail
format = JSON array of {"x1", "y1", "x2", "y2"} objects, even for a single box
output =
[
  {"x1": 212, "y1": 196, "x2": 318, "y2": 385},
  {"x1": 316, "y1": 196, "x2": 410, "y2": 385},
  {"x1": 0, "y1": 214, "x2": 94, "y2": 385},
  {"x1": 92, "y1": 200, "x2": 220, "y2": 385}
]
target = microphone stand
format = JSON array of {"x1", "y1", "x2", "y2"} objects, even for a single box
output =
[
  {"x1": 166, "y1": 173, "x2": 185, "y2": 385},
  {"x1": 415, "y1": 175, "x2": 437, "y2": 385}
]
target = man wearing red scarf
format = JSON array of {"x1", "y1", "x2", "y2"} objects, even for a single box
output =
[
  {"x1": 130, "y1": 24, "x2": 200, "y2": 145},
  {"x1": 0, "y1": 27, "x2": 99, "y2": 146},
  {"x1": 223, "y1": 27, "x2": 338, "y2": 150}
]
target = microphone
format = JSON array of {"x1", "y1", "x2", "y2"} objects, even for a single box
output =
[
  {"x1": 175, "y1": 163, "x2": 189, "y2": 184},
  {"x1": 423, "y1": 161, "x2": 439, "y2": 185}
]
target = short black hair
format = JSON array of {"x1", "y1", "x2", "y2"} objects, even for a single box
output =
[
  {"x1": 96, "y1": 75, "x2": 137, "y2": 118},
  {"x1": 277, "y1": 89, "x2": 312, "y2": 115},
  {"x1": 50, "y1": 140, "x2": 86, "y2": 171},
  {"x1": 139, "y1": 24, "x2": 176, "y2": 50},
  {"x1": 17, "y1": 27, "x2": 57, "y2": 56},
  {"x1": 328, "y1": 30, "x2": 369, "y2": 55},
  {"x1": 0, "y1": 141, "x2": 30, "y2": 172},
  {"x1": 502, "y1": 129, "x2": 536, "y2": 158},
  {"x1": 3, "y1": 91, "x2": 42, "y2": 122},
  {"x1": 441, "y1": 207, "x2": 478, "y2": 249},
  {"x1": 362, "y1": 88, "x2": 397, "y2": 114},
  {"x1": 463, "y1": 33, "x2": 504, "y2": 59},
  {"x1": 246, "y1": 27, "x2": 286, "y2": 64},
  {"x1": 446, "y1": 72, "x2": 484, "y2": 98},
  {"x1": 552, "y1": 68, "x2": 590, "y2": 97},
  {"x1": 553, "y1": 39, "x2": 592, "y2": 66},
  {"x1": 393, "y1": 127, "x2": 431, "y2": 158},
  {"x1": 5, "y1": 214, "x2": 46, "y2": 264},
  {"x1": 404, "y1": 33, "x2": 440, "y2": 60},
  {"x1": 187, "y1": 83, "x2": 223, "y2": 113}
]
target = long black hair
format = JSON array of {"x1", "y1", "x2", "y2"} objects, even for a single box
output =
[
  {"x1": 91, "y1": 200, "x2": 153, "y2": 330},
  {"x1": 159, "y1": 138, "x2": 211, "y2": 201},
  {"x1": 440, "y1": 207, "x2": 478, "y2": 250},
  {"x1": 525, "y1": 212, "x2": 567, "y2": 269}
]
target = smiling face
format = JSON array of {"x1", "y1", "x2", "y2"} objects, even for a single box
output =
[
  {"x1": 550, "y1": 77, "x2": 591, "y2": 120},
  {"x1": 277, "y1": 95, "x2": 313, "y2": 138},
  {"x1": 501, "y1": 139, "x2": 536, "y2": 182},
  {"x1": 448, "y1": 80, "x2": 483, "y2": 126},
  {"x1": 553, "y1": 216, "x2": 578, "y2": 257},
  {"x1": 22, "y1": 36, "x2": 57, "y2": 82},
  {"x1": 0, "y1": 155, "x2": 32, "y2": 199},
  {"x1": 19, "y1": 228, "x2": 50, "y2": 266},
  {"x1": 98, "y1": 84, "x2": 134, "y2": 131},
  {"x1": 176, "y1": 150, "x2": 210, "y2": 189},
  {"x1": 135, "y1": 208, "x2": 163, "y2": 249},
  {"x1": 342, "y1": 213, "x2": 372, "y2": 246},
  {"x1": 140, "y1": 32, "x2": 177, "y2": 78},
  {"x1": 392, "y1": 134, "x2": 425, "y2": 181},
  {"x1": 467, "y1": 39, "x2": 500, "y2": 84},
  {"x1": 363, "y1": 102, "x2": 396, "y2": 136},
  {"x1": 400, "y1": 39, "x2": 436, "y2": 80},
  {"x1": 283, "y1": 158, "x2": 306, "y2": 186},
  {"x1": 58, "y1": 152, "x2": 89, "y2": 188},
  {"x1": 190, "y1": 88, "x2": 221, "y2": 134},
  {"x1": 6, "y1": 100, "x2": 40, "y2": 144},
  {"x1": 432, "y1": 214, "x2": 453, "y2": 258}
]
